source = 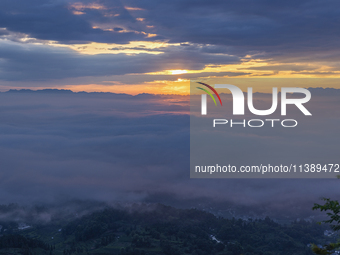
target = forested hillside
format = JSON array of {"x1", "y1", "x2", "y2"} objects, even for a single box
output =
[{"x1": 0, "y1": 204, "x2": 332, "y2": 255}]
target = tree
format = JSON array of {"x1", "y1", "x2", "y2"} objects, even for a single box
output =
[{"x1": 311, "y1": 198, "x2": 340, "y2": 254}]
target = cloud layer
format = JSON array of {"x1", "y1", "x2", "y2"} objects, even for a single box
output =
[
  {"x1": 0, "y1": 89, "x2": 338, "y2": 219},
  {"x1": 1, "y1": 0, "x2": 340, "y2": 86}
]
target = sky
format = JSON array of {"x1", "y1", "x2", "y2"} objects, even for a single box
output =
[
  {"x1": 0, "y1": 0, "x2": 340, "y2": 219},
  {"x1": 1, "y1": 0, "x2": 340, "y2": 94}
]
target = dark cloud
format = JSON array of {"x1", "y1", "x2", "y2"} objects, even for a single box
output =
[
  {"x1": 0, "y1": 0, "x2": 340, "y2": 84},
  {"x1": 130, "y1": 0, "x2": 340, "y2": 53},
  {"x1": 0, "y1": 0, "x2": 153, "y2": 44},
  {"x1": 239, "y1": 64, "x2": 317, "y2": 72},
  {"x1": 0, "y1": 40, "x2": 240, "y2": 81},
  {"x1": 1, "y1": 0, "x2": 340, "y2": 54}
]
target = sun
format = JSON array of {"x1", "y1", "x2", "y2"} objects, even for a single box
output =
[{"x1": 169, "y1": 69, "x2": 188, "y2": 75}]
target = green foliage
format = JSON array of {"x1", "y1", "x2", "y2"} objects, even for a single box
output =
[
  {"x1": 313, "y1": 198, "x2": 340, "y2": 231},
  {"x1": 0, "y1": 234, "x2": 51, "y2": 255},
  {"x1": 57, "y1": 205, "x2": 325, "y2": 255},
  {"x1": 312, "y1": 198, "x2": 340, "y2": 254},
  {"x1": 0, "y1": 234, "x2": 50, "y2": 250},
  {"x1": 311, "y1": 243, "x2": 340, "y2": 255},
  {"x1": 0, "y1": 204, "x2": 329, "y2": 255}
]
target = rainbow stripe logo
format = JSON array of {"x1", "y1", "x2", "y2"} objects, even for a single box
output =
[{"x1": 196, "y1": 82, "x2": 223, "y2": 106}]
